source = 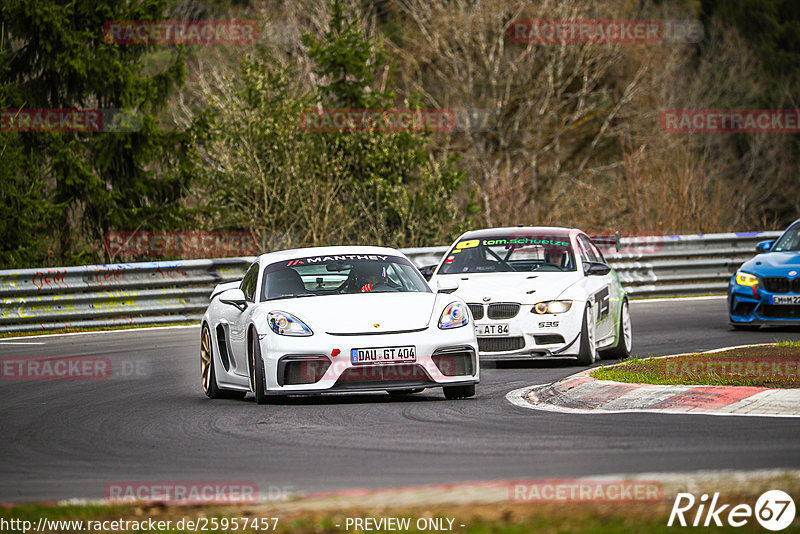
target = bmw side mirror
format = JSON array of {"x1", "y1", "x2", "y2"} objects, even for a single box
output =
[
  {"x1": 755, "y1": 240, "x2": 774, "y2": 253},
  {"x1": 584, "y1": 262, "x2": 611, "y2": 276},
  {"x1": 419, "y1": 265, "x2": 436, "y2": 281},
  {"x1": 219, "y1": 288, "x2": 248, "y2": 311},
  {"x1": 436, "y1": 278, "x2": 459, "y2": 294}
]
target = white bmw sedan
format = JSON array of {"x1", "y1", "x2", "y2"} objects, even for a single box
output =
[
  {"x1": 201, "y1": 246, "x2": 479, "y2": 403},
  {"x1": 428, "y1": 227, "x2": 631, "y2": 365}
]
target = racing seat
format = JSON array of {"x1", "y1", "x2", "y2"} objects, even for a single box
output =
[{"x1": 266, "y1": 269, "x2": 308, "y2": 299}]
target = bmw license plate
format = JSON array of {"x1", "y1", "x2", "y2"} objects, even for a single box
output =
[
  {"x1": 351, "y1": 346, "x2": 416, "y2": 364},
  {"x1": 475, "y1": 323, "x2": 509, "y2": 336},
  {"x1": 771, "y1": 295, "x2": 800, "y2": 305}
]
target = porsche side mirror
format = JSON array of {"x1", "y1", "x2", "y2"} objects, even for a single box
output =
[
  {"x1": 436, "y1": 278, "x2": 459, "y2": 294},
  {"x1": 755, "y1": 240, "x2": 774, "y2": 253},
  {"x1": 219, "y1": 288, "x2": 248, "y2": 311},
  {"x1": 419, "y1": 265, "x2": 436, "y2": 281},
  {"x1": 584, "y1": 262, "x2": 611, "y2": 276}
]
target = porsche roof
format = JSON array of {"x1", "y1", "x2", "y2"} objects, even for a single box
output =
[{"x1": 256, "y1": 245, "x2": 405, "y2": 265}]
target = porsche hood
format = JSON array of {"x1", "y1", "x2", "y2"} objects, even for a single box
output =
[{"x1": 263, "y1": 292, "x2": 442, "y2": 334}]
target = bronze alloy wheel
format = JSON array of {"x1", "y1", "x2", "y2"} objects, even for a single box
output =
[
  {"x1": 201, "y1": 324, "x2": 247, "y2": 400},
  {"x1": 201, "y1": 325, "x2": 213, "y2": 395}
]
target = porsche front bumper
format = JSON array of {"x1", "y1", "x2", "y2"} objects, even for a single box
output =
[{"x1": 258, "y1": 327, "x2": 480, "y2": 394}]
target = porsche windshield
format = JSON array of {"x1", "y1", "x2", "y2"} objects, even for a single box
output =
[
  {"x1": 260, "y1": 254, "x2": 431, "y2": 300},
  {"x1": 439, "y1": 235, "x2": 576, "y2": 273}
]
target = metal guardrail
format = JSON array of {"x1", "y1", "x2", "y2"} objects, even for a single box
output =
[{"x1": 0, "y1": 231, "x2": 782, "y2": 333}]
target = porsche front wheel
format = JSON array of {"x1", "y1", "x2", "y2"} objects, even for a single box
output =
[
  {"x1": 249, "y1": 329, "x2": 269, "y2": 405},
  {"x1": 201, "y1": 325, "x2": 246, "y2": 400},
  {"x1": 443, "y1": 384, "x2": 475, "y2": 399}
]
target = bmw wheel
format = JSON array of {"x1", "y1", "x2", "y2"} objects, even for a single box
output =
[
  {"x1": 602, "y1": 299, "x2": 632, "y2": 359},
  {"x1": 576, "y1": 305, "x2": 597, "y2": 365}
]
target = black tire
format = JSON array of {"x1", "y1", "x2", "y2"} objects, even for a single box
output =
[
  {"x1": 602, "y1": 299, "x2": 632, "y2": 360},
  {"x1": 387, "y1": 388, "x2": 423, "y2": 397},
  {"x1": 731, "y1": 323, "x2": 760, "y2": 331},
  {"x1": 201, "y1": 324, "x2": 246, "y2": 400},
  {"x1": 443, "y1": 384, "x2": 475, "y2": 399},
  {"x1": 249, "y1": 328, "x2": 269, "y2": 405},
  {"x1": 576, "y1": 305, "x2": 596, "y2": 366}
]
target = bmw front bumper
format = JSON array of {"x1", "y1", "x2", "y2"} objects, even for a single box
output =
[
  {"x1": 472, "y1": 303, "x2": 584, "y2": 360},
  {"x1": 728, "y1": 277, "x2": 800, "y2": 326}
]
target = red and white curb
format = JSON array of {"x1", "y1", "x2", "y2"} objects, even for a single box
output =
[{"x1": 506, "y1": 345, "x2": 800, "y2": 418}]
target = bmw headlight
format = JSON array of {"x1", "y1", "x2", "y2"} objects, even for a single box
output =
[
  {"x1": 439, "y1": 302, "x2": 469, "y2": 329},
  {"x1": 268, "y1": 311, "x2": 313, "y2": 336},
  {"x1": 532, "y1": 300, "x2": 573, "y2": 314},
  {"x1": 735, "y1": 271, "x2": 759, "y2": 288}
]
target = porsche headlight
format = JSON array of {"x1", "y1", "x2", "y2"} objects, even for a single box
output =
[
  {"x1": 735, "y1": 271, "x2": 759, "y2": 287},
  {"x1": 267, "y1": 311, "x2": 313, "y2": 336},
  {"x1": 439, "y1": 302, "x2": 469, "y2": 329},
  {"x1": 532, "y1": 300, "x2": 573, "y2": 314}
]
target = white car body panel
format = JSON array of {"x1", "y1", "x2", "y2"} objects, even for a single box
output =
[
  {"x1": 202, "y1": 246, "x2": 479, "y2": 396},
  {"x1": 429, "y1": 227, "x2": 627, "y2": 361}
]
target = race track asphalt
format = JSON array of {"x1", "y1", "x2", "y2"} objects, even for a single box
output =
[{"x1": 1, "y1": 297, "x2": 799, "y2": 503}]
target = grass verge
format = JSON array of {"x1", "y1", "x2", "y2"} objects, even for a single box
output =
[{"x1": 592, "y1": 343, "x2": 800, "y2": 388}]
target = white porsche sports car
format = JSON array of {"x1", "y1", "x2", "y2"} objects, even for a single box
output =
[
  {"x1": 201, "y1": 246, "x2": 479, "y2": 403},
  {"x1": 427, "y1": 227, "x2": 631, "y2": 364}
]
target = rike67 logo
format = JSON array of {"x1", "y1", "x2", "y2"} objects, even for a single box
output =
[{"x1": 668, "y1": 490, "x2": 796, "y2": 531}]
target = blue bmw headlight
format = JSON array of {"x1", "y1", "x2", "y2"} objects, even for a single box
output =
[
  {"x1": 438, "y1": 302, "x2": 469, "y2": 329},
  {"x1": 735, "y1": 271, "x2": 759, "y2": 287},
  {"x1": 268, "y1": 311, "x2": 313, "y2": 336}
]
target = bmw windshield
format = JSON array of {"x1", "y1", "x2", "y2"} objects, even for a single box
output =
[
  {"x1": 772, "y1": 223, "x2": 800, "y2": 252},
  {"x1": 261, "y1": 254, "x2": 431, "y2": 301},
  {"x1": 439, "y1": 235, "x2": 576, "y2": 274}
]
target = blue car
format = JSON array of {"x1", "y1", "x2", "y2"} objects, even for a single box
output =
[{"x1": 728, "y1": 219, "x2": 800, "y2": 329}]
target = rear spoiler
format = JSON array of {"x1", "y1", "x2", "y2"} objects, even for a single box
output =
[{"x1": 210, "y1": 280, "x2": 241, "y2": 301}]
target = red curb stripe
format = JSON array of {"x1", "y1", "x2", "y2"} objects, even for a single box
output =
[
  {"x1": 556, "y1": 376, "x2": 595, "y2": 390},
  {"x1": 564, "y1": 382, "x2": 645, "y2": 408},
  {"x1": 651, "y1": 386, "x2": 768, "y2": 411}
]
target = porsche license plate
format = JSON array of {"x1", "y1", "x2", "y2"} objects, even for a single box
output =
[
  {"x1": 772, "y1": 295, "x2": 800, "y2": 305},
  {"x1": 475, "y1": 323, "x2": 509, "y2": 336},
  {"x1": 351, "y1": 346, "x2": 416, "y2": 364}
]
